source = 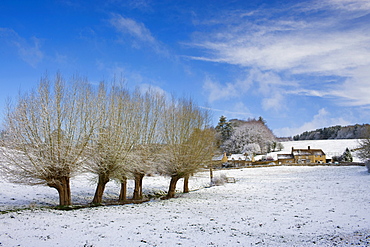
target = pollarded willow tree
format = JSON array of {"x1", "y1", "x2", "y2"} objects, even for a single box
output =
[
  {"x1": 181, "y1": 127, "x2": 217, "y2": 193},
  {"x1": 87, "y1": 86, "x2": 166, "y2": 203},
  {"x1": 128, "y1": 88, "x2": 166, "y2": 200},
  {"x1": 87, "y1": 83, "x2": 140, "y2": 204},
  {"x1": 1, "y1": 74, "x2": 98, "y2": 206},
  {"x1": 159, "y1": 97, "x2": 216, "y2": 198}
]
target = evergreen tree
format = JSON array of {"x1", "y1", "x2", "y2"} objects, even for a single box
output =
[
  {"x1": 215, "y1": 116, "x2": 232, "y2": 144},
  {"x1": 341, "y1": 148, "x2": 353, "y2": 162},
  {"x1": 258, "y1": 116, "x2": 267, "y2": 125}
]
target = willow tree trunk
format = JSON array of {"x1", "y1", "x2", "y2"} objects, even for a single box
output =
[
  {"x1": 166, "y1": 175, "x2": 181, "y2": 198},
  {"x1": 119, "y1": 176, "x2": 127, "y2": 202},
  {"x1": 92, "y1": 173, "x2": 110, "y2": 204},
  {"x1": 133, "y1": 173, "x2": 144, "y2": 200},
  {"x1": 183, "y1": 174, "x2": 189, "y2": 193},
  {"x1": 48, "y1": 176, "x2": 71, "y2": 206}
]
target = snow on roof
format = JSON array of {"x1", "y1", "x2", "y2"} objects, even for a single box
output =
[
  {"x1": 228, "y1": 154, "x2": 251, "y2": 161},
  {"x1": 292, "y1": 149, "x2": 325, "y2": 156},
  {"x1": 212, "y1": 154, "x2": 224, "y2": 161},
  {"x1": 277, "y1": 154, "x2": 294, "y2": 159},
  {"x1": 229, "y1": 154, "x2": 244, "y2": 160}
]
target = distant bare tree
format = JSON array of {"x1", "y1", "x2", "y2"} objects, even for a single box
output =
[
  {"x1": 1, "y1": 74, "x2": 98, "y2": 206},
  {"x1": 358, "y1": 138, "x2": 370, "y2": 161}
]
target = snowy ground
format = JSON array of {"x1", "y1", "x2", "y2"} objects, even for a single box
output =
[{"x1": 1, "y1": 165, "x2": 369, "y2": 246}]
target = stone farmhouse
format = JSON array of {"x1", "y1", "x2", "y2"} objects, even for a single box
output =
[{"x1": 277, "y1": 146, "x2": 326, "y2": 164}]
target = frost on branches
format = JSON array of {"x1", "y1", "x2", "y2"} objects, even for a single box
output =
[
  {"x1": 222, "y1": 119, "x2": 276, "y2": 155},
  {"x1": 1, "y1": 75, "x2": 98, "y2": 206},
  {"x1": 0, "y1": 75, "x2": 216, "y2": 206}
]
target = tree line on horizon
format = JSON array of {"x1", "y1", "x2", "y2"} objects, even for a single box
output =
[{"x1": 293, "y1": 124, "x2": 370, "y2": 141}]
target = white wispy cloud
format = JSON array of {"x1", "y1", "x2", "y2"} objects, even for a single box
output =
[
  {"x1": 200, "y1": 102, "x2": 252, "y2": 120},
  {"x1": 314, "y1": 0, "x2": 370, "y2": 13},
  {"x1": 95, "y1": 61, "x2": 170, "y2": 97},
  {"x1": 274, "y1": 108, "x2": 350, "y2": 137},
  {"x1": 109, "y1": 13, "x2": 169, "y2": 56},
  {"x1": 126, "y1": 0, "x2": 152, "y2": 11},
  {"x1": 192, "y1": 0, "x2": 370, "y2": 107},
  {"x1": 202, "y1": 75, "x2": 244, "y2": 102},
  {"x1": 329, "y1": 66, "x2": 370, "y2": 106},
  {"x1": 0, "y1": 28, "x2": 44, "y2": 67},
  {"x1": 203, "y1": 68, "x2": 292, "y2": 111},
  {"x1": 109, "y1": 14, "x2": 155, "y2": 44}
]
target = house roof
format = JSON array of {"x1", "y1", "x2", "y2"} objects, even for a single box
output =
[
  {"x1": 212, "y1": 153, "x2": 252, "y2": 162},
  {"x1": 277, "y1": 154, "x2": 294, "y2": 159},
  {"x1": 277, "y1": 146, "x2": 326, "y2": 161},
  {"x1": 228, "y1": 154, "x2": 251, "y2": 161},
  {"x1": 212, "y1": 154, "x2": 225, "y2": 161},
  {"x1": 292, "y1": 148, "x2": 325, "y2": 156}
]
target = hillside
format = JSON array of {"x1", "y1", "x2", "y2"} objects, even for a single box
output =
[{"x1": 263, "y1": 139, "x2": 362, "y2": 162}]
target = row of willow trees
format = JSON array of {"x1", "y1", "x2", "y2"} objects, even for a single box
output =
[{"x1": 0, "y1": 74, "x2": 216, "y2": 206}]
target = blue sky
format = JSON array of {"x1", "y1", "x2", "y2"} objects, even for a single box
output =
[{"x1": 0, "y1": 0, "x2": 369, "y2": 137}]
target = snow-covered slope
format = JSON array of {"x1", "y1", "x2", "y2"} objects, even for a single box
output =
[{"x1": 268, "y1": 139, "x2": 363, "y2": 162}]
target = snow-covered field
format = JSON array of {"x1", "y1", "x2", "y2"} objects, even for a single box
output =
[{"x1": 1, "y1": 165, "x2": 369, "y2": 246}]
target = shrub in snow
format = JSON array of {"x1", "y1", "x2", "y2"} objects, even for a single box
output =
[
  {"x1": 145, "y1": 189, "x2": 167, "y2": 199},
  {"x1": 212, "y1": 173, "x2": 228, "y2": 186}
]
